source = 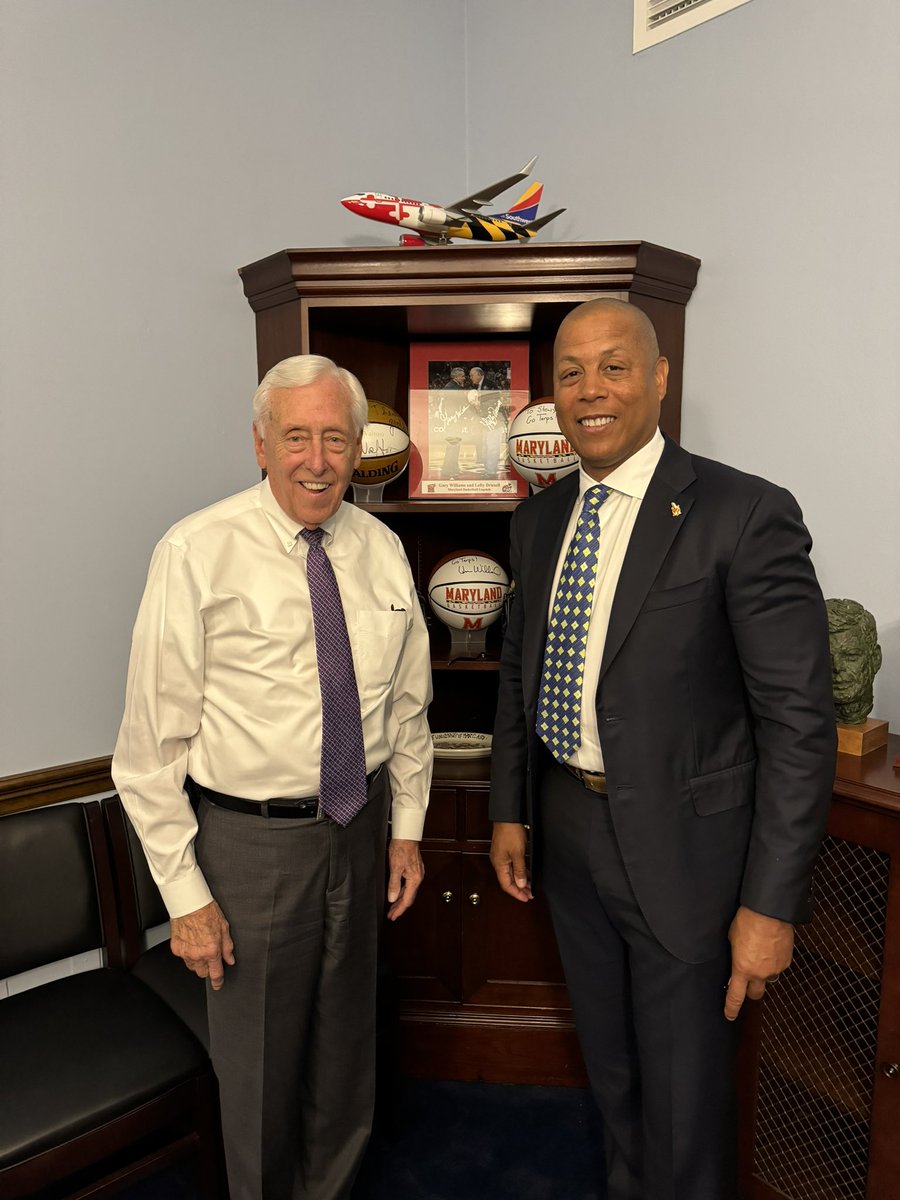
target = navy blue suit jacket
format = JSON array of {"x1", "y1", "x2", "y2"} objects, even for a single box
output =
[{"x1": 489, "y1": 436, "x2": 837, "y2": 963}]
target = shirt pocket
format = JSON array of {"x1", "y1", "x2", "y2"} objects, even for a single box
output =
[{"x1": 353, "y1": 609, "x2": 408, "y2": 699}]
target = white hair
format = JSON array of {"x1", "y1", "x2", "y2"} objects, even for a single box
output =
[{"x1": 251, "y1": 355, "x2": 368, "y2": 435}]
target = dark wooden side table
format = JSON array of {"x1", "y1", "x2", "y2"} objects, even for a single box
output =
[{"x1": 739, "y1": 733, "x2": 900, "y2": 1200}]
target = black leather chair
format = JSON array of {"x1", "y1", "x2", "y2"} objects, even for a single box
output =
[
  {"x1": 0, "y1": 800, "x2": 225, "y2": 1199},
  {"x1": 102, "y1": 795, "x2": 210, "y2": 1050}
]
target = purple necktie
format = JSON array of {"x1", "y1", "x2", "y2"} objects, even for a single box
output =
[{"x1": 300, "y1": 527, "x2": 368, "y2": 825}]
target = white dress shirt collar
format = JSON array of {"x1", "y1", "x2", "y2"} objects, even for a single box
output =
[
  {"x1": 575, "y1": 427, "x2": 665, "y2": 502},
  {"x1": 260, "y1": 476, "x2": 344, "y2": 552}
]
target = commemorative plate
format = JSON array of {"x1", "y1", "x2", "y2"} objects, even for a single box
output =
[{"x1": 432, "y1": 732, "x2": 493, "y2": 759}]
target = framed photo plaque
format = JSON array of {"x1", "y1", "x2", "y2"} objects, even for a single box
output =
[{"x1": 408, "y1": 341, "x2": 530, "y2": 499}]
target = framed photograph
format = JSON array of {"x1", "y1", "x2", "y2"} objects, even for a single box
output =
[
  {"x1": 633, "y1": 0, "x2": 754, "y2": 54},
  {"x1": 408, "y1": 341, "x2": 530, "y2": 499}
]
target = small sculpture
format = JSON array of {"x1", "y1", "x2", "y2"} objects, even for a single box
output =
[{"x1": 826, "y1": 598, "x2": 882, "y2": 725}]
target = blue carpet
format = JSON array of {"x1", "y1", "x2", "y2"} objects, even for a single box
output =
[
  {"x1": 116, "y1": 1162, "x2": 199, "y2": 1198},
  {"x1": 116, "y1": 1079, "x2": 604, "y2": 1199},
  {"x1": 353, "y1": 1079, "x2": 604, "y2": 1200}
]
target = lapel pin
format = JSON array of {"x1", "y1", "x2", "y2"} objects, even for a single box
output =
[{"x1": 671, "y1": 502, "x2": 682, "y2": 517}]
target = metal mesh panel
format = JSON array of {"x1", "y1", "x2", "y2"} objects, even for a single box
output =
[{"x1": 752, "y1": 835, "x2": 890, "y2": 1199}]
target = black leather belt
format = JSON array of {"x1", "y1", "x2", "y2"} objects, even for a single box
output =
[
  {"x1": 194, "y1": 767, "x2": 382, "y2": 819},
  {"x1": 564, "y1": 764, "x2": 609, "y2": 795}
]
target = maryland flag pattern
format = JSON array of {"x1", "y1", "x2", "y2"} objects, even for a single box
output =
[{"x1": 447, "y1": 183, "x2": 547, "y2": 241}]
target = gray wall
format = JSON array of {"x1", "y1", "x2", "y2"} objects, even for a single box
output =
[
  {"x1": 2, "y1": 0, "x2": 897, "y2": 779},
  {"x1": 1, "y1": 0, "x2": 466, "y2": 772}
]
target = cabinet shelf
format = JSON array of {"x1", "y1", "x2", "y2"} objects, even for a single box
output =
[
  {"x1": 431, "y1": 758, "x2": 491, "y2": 787},
  {"x1": 359, "y1": 500, "x2": 520, "y2": 515},
  {"x1": 430, "y1": 657, "x2": 500, "y2": 672}
]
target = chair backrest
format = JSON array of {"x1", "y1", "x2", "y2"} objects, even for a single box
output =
[
  {"x1": 124, "y1": 812, "x2": 169, "y2": 930},
  {"x1": 101, "y1": 797, "x2": 168, "y2": 966},
  {"x1": 0, "y1": 801, "x2": 116, "y2": 979}
]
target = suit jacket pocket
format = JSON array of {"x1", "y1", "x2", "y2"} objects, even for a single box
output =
[
  {"x1": 641, "y1": 577, "x2": 711, "y2": 612},
  {"x1": 690, "y1": 760, "x2": 756, "y2": 816}
]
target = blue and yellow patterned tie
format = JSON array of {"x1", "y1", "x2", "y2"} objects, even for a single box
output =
[{"x1": 536, "y1": 484, "x2": 611, "y2": 764}]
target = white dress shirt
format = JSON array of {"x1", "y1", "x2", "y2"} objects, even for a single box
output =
[
  {"x1": 113, "y1": 479, "x2": 433, "y2": 918},
  {"x1": 548, "y1": 429, "x2": 665, "y2": 773}
]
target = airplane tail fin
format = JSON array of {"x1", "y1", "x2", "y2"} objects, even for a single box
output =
[{"x1": 489, "y1": 182, "x2": 544, "y2": 226}]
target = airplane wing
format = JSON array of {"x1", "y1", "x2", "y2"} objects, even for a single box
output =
[{"x1": 446, "y1": 156, "x2": 539, "y2": 217}]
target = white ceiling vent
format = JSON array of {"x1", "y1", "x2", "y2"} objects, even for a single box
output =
[{"x1": 633, "y1": 0, "x2": 755, "y2": 53}]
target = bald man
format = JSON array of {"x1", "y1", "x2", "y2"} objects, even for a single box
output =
[{"x1": 489, "y1": 300, "x2": 836, "y2": 1199}]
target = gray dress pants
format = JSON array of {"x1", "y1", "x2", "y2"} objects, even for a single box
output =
[{"x1": 195, "y1": 772, "x2": 390, "y2": 1200}]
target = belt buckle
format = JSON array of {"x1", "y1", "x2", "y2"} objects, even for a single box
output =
[
  {"x1": 259, "y1": 797, "x2": 320, "y2": 818},
  {"x1": 276, "y1": 798, "x2": 319, "y2": 819},
  {"x1": 568, "y1": 765, "x2": 607, "y2": 794}
]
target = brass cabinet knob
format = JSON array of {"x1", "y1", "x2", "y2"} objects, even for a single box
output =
[
  {"x1": 441, "y1": 891, "x2": 453, "y2": 904},
  {"x1": 468, "y1": 892, "x2": 481, "y2": 907},
  {"x1": 880, "y1": 1062, "x2": 899, "y2": 1079}
]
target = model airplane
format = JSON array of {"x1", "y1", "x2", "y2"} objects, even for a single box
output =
[{"x1": 341, "y1": 156, "x2": 565, "y2": 246}]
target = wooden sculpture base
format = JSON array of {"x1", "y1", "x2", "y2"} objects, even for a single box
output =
[{"x1": 836, "y1": 718, "x2": 889, "y2": 756}]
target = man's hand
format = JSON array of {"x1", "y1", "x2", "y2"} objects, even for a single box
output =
[
  {"x1": 387, "y1": 838, "x2": 425, "y2": 921},
  {"x1": 170, "y1": 899, "x2": 234, "y2": 991},
  {"x1": 490, "y1": 822, "x2": 533, "y2": 902},
  {"x1": 724, "y1": 905, "x2": 794, "y2": 1021}
]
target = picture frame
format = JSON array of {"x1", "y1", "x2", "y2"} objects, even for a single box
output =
[
  {"x1": 408, "y1": 341, "x2": 530, "y2": 499},
  {"x1": 633, "y1": 0, "x2": 754, "y2": 54}
]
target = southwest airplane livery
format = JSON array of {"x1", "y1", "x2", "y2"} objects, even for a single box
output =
[{"x1": 341, "y1": 156, "x2": 565, "y2": 246}]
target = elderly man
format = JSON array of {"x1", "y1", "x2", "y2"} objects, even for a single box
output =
[
  {"x1": 489, "y1": 299, "x2": 836, "y2": 1199},
  {"x1": 113, "y1": 355, "x2": 433, "y2": 1200}
]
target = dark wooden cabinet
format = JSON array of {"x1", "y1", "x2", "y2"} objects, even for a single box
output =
[
  {"x1": 380, "y1": 760, "x2": 582, "y2": 1085},
  {"x1": 739, "y1": 735, "x2": 900, "y2": 1200},
  {"x1": 239, "y1": 241, "x2": 699, "y2": 1084}
]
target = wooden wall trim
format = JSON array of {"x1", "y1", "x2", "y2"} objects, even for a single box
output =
[
  {"x1": 0, "y1": 757, "x2": 113, "y2": 816},
  {"x1": 3, "y1": 739, "x2": 893, "y2": 819}
]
